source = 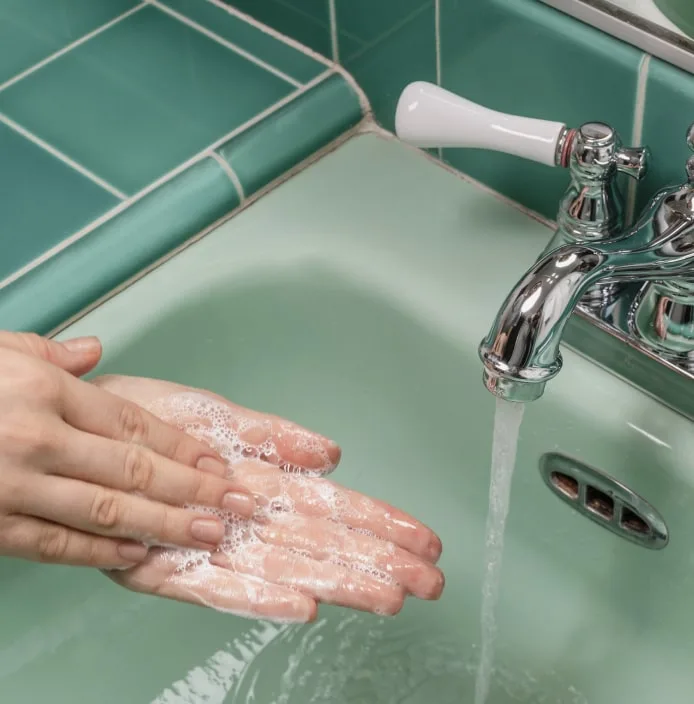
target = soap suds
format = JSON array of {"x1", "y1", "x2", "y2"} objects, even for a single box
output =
[{"x1": 145, "y1": 393, "x2": 397, "y2": 621}]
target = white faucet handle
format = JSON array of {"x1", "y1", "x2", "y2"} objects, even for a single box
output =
[{"x1": 395, "y1": 81, "x2": 567, "y2": 168}]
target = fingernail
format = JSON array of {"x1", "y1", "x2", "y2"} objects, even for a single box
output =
[
  {"x1": 191, "y1": 518, "x2": 225, "y2": 544},
  {"x1": 223, "y1": 491, "x2": 255, "y2": 517},
  {"x1": 427, "y1": 535, "x2": 443, "y2": 563},
  {"x1": 62, "y1": 336, "x2": 101, "y2": 353},
  {"x1": 117, "y1": 542, "x2": 149, "y2": 563},
  {"x1": 197, "y1": 456, "x2": 228, "y2": 477}
]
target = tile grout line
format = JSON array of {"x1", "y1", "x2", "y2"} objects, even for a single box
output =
[
  {"x1": 200, "y1": 0, "x2": 371, "y2": 114},
  {"x1": 0, "y1": 112, "x2": 127, "y2": 199},
  {"x1": 343, "y1": 3, "x2": 432, "y2": 64},
  {"x1": 203, "y1": 0, "x2": 332, "y2": 68},
  {"x1": 147, "y1": 0, "x2": 302, "y2": 87},
  {"x1": 207, "y1": 150, "x2": 246, "y2": 203},
  {"x1": 328, "y1": 0, "x2": 340, "y2": 63},
  {"x1": 271, "y1": 0, "x2": 362, "y2": 44},
  {"x1": 0, "y1": 69, "x2": 337, "y2": 291},
  {"x1": 0, "y1": 3, "x2": 148, "y2": 94},
  {"x1": 48, "y1": 120, "x2": 367, "y2": 338},
  {"x1": 435, "y1": 0, "x2": 442, "y2": 162},
  {"x1": 627, "y1": 53, "x2": 651, "y2": 225}
]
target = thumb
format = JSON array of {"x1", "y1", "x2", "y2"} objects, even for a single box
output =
[{"x1": 0, "y1": 331, "x2": 102, "y2": 377}]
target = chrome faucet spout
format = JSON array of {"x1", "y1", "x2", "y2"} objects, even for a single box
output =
[
  {"x1": 479, "y1": 183, "x2": 694, "y2": 402},
  {"x1": 393, "y1": 81, "x2": 694, "y2": 417}
]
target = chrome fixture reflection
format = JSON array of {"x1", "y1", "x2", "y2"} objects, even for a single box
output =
[{"x1": 395, "y1": 82, "x2": 694, "y2": 414}]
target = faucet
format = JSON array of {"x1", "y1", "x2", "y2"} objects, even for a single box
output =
[{"x1": 395, "y1": 82, "x2": 694, "y2": 412}]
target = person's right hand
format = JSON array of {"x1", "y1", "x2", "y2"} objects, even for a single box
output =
[{"x1": 0, "y1": 332, "x2": 256, "y2": 570}]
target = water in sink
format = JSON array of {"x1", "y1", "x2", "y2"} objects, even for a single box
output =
[
  {"x1": 6, "y1": 265, "x2": 693, "y2": 703},
  {"x1": 475, "y1": 399, "x2": 525, "y2": 704}
]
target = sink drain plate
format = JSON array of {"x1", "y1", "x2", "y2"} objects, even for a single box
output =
[{"x1": 539, "y1": 452, "x2": 669, "y2": 549}]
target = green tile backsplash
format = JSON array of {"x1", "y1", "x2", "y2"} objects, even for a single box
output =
[
  {"x1": 161, "y1": 0, "x2": 325, "y2": 83},
  {"x1": 0, "y1": 0, "x2": 364, "y2": 333},
  {"x1": 6, "y1": 0, "x2": 694, "y2": 333},
  {"x1": 217, "y1": 73, "x2": 363, "y2": 197},
  {"x1": 226, "y1": 0, "x2": 334, "y2": 57},
  {"x1": 0, "y1": 121, "x2": 119, "y2": 280},
  {"x1": 440, "y1": 0, "x2": 642, "y2": 219},
  {"x1": 638, "y1": 57, "x2": 694, "y2": 212},
  {"x1": 226, "y1": 0, "x2": 694, "y2": 222},
  {"x1": 0, "y1": 5, "x2": 293, "y2": 195},
  {"x1": 0, "y1": 0, "x2": 140, "y2": 85},
  {"x1": 340, "y1": 1, "x2": 436, "y2": 133}
]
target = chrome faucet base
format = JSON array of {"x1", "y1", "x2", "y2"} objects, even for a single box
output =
[
  {"x1": 565, "y1": 297, "x2": 694, "y2": 421},
  {"x1": 479, "y1": 161, "x2": 694, "y2": 414},
  {"x1": 393, "y1": 82, "x2": 694, "y2": 414}
]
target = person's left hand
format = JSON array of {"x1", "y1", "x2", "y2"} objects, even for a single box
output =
[{"x1": 91, "y1": 375, "x2": 444, "y2": 623}]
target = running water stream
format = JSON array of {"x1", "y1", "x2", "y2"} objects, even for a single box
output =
[{"x1": 474, "y1": 398, "x2": 526, "y2": 704}]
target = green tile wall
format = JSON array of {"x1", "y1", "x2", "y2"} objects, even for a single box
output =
[
  {"x1": 6, "y1": 0, "x2": 694, "y2": 333},
  {"x1": 0, "y1": 0, "x2": 140, "y2": 84},
  {"x1": 0, "y1": 121, "x2": 119, "y2": 280},
  {"x1": 439, "y1": 0, "x2": 641, "y2": 219},
  {"x1": 226, "y1": 0, "x2": 694, "y2": 221},
  {"x1": 638, "y1": 57, "x2": 694, "y2": 212},
  {"x1": 0, "y1": 0, "x2": 364, "y2": 333},
  {"x1": 227, "y1": 0, "x2": 334, "y2": 57},
  {"x1": 339, "y1": 0, "x2": 436, "y2": 133}
]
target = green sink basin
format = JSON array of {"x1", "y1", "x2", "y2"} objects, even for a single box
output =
[
  {"x1": 654, "y1": 0, "x2": 694, "y2": 37},
  {"x1": 2, "y1": 134, "x2": 693, "y2": 703}
]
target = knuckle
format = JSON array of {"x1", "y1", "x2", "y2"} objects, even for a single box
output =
[
  {"x1": 117, "y1": 403, "x2": 148, "y2": 444},
  {"x1": 157, "y1": 505, "x2": 176, "y2": 542},
  {"x1": 25, "y1": 333, "x2": 52, "y2": 360},
  {"x1": 89, "y1": 491, "x2": 121, "y2": 530},
  {"x1": 123, "y1": 445, "x2": 155, "y2": 494},
  {"x1": 15, "y1": 365, "x2": 62, "y2": 405},
  {"x1": 0, "y1": 415, "x2": 60, "y2": 459},
  {"x1": 37, "y1": 525, "x2": 70, "y2": 563},
  {"x1": 187, "y1": 468, "x2": 206, "y2": 504}
]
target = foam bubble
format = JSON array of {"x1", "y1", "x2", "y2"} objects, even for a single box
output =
[{"x1": 144, "y1": 393, "x2": 398, "y2": 621}]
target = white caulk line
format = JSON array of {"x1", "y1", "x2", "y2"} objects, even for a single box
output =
[
  {"x1": 0, "y1": 112, "x2": 126, "y2": 199},
  {"x1": 148, "y1": 0, "x2": 301, "y2": 87},
  {"x1": 0, "y1": 3, "x2": 147, "y2": 94}
]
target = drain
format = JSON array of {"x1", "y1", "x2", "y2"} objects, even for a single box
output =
[{"x1": 540, "y1": 452, "x2": 669, "y2": 549}]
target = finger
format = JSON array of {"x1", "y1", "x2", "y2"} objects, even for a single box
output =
[
  {"x1": 232, "y1": 410, "x2": 342, "y2": 474},
  {"x1": 211, "y1": 543, "x2": 406, "y2": 616},
  {"x1": 51, "y1": 426, "x2": 254, "y2": 518},
  {"x1": 0, "y1": 332, "x2": 101, "y2": 377},
  {"x1": 17, "y1": 474, "x2": 227, "y2": 550},
  {"x1": 58, "y1": 375, "x2": 230, "y2": 475},
  {"x1": 254, "y1": 514, "x2": 444, "y2": 600},
  {"x1": 109, "y1": 558, "x2": 317, "y2": 622},
  {"x1": 236, "y1": 461, "x2": 442, "y2": 562},
  {"x1": 0, "y1": 513, "x2": 149, "y2": 568},
  {"x1": 133, "y1": 383, "x2": 342, "y2": 474}
]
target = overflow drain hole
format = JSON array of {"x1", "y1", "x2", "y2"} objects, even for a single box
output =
[
  {"x1": 585, "y1": 486, "x2": 614, "y2": 521},
  {"x1": 550, "y1": 472, "x2": 578, "y2": 499},
  {"x1": 621, "y1": 507, "x2": 650, "y2": 535},
  {"x1": 539, "y1": 452, "x2": 669, "y2": 550}
]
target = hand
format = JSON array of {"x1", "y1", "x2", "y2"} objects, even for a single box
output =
[
  {"x1": 93, "y1": 375, "x2": 444, "y2": 623},
  {"x1": 0, "y1": 332, "x2": 257, "y2": 570}
]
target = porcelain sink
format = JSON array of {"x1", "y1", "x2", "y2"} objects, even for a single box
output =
[{"x1": 1, "y1": 133, "x2": 692, "y2": 703}]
